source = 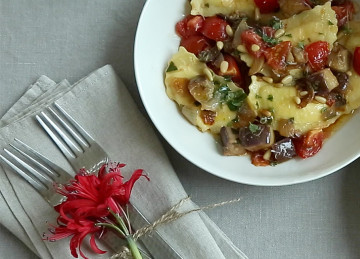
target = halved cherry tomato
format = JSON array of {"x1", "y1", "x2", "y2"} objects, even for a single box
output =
[
  {"x1": 176, "y1": 15, "x2": 204, "y2": 38},
  {"x1": 265, "y1": 41, "x2": 292, "y2": 71},
  {"x1": 332, "y1": 1, "x2": 355, "y2": 27},
  {"x1": 219, "y1": 54, "x2": 242, "y2": 83},
  {"x1": 353, "y1": 47, "x2": 360, "y2": 76},
  {"x1": 293, "y1": 129, "x2": 324, "y2": 158},
  {"x1": 200, "y1": 16, "x2": 229, "y2": 41},
  {"x1": 251, "y1": 151, "x2": 270, "y2": 166},
  {"x1": 305, "y1": 41, "x2": 330, "y2": 72},
  {"x1": 254, "y1": 0, "x2": 280, "y2": 13},
  {"x1": 180, "y1": 35, "x2": 210, "y2": 55},
  {"x1": 241, "y1": 29, "x2": 267, "y2": 58}
]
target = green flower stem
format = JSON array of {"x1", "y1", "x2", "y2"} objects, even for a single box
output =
[
  {"x1": 95, "y1": 223, "x2": 126, "y2": 237},
  {"x1": 126, "y1": 235, "x2": 142, "y2": 259}
]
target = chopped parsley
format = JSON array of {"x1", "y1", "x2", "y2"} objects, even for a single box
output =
[
  {"x1": 267, "y1": 94, "x2": 274, "y2": 101},
  {"x1": 204, "y1": 3, "x2": 209, "y2": 7},
  {"x1": 297, "y1": 41, "x2": 305, "y2": 50},
  {"x1": 255, "y1": 28, "x2": 280, "y2": 47},
  {"x1": 166, "y1": 62, "x2": 178, "y2": 72},
  {"x1": 321, "y1": 107, "x2": 327, "y2": 113},
  {"x1": 215, "y1": 84, "x2": 247, "y2": 111},
  {"x1": 249, "y1": 122, "x2": 261, "y2": 134},
  {"x1": 285, "y1": 34, "x2": 292, "y2": 38},
  {"x1": 289, "y1": 117, "x2": 295, "y2": 123},
  {"x1": 262, "y1": 33, "x2": 280, "y2": 46},
  {"x1": 270, "y1": 17, "x2": 283, "y2": 30},
  {"x1": 223, "y1": 75, "x2": 232, "y2": 82},
  {"x1": 328, "y1": 20, "x2": 334, "y2": 26},
  {"x1": 343, "y1": 26, "x2": 353, "y2": 35},
  {"x1": 255, "y1": 94, "x2": 262, "y2": 99}
]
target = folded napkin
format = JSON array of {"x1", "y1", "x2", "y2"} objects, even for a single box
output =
[{"x1": 0, "y1": 65, "x2": 247, "y2": 259}]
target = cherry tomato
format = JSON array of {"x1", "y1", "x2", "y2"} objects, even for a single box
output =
[
  {"x1": 241, "y1": 29, "x2": 267, "y2": 58},
  {"x1": 219, "y1": 54, "x2": 242, "y2": 82},
  {"x1": 264, "y1": 41, "x2": 292, "y2": 71},
  {"x1": 293, "y1": 129, "x2": 324, "y2": 159},
  {"x1": 180, "y1": 35, "x2": 210, "y2": 55},
  {"x1": 251, "y1": 151, "x2": 270, "y2": 166},
  {"x1": 332, "y1": 1, "x2": 355, "y2": 27},
  {"x1": 305, "y1": 41, "x2": 330, "y2": 72},
  {"x1": 176, "y1": 15, "x2": 204, "y2": 38},
  {"x1": 354, "y1": 47, "x2": 360, "y2": 76},
  {"x1": 200, "y1": 16, "x2": 229, "y2": 41},
  {"x1": 254, "y1": 0, "x2": 280, "y2": 13}
]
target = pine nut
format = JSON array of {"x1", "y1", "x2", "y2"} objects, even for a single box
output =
[
  {"x1": 281, "y1": 75, "x2": 293, "y2": 85},
  {"x1": 216, "y1": 41, "x2": 224, "y2": 50},
  {"x1": 346, "y1": 71, "x2": 353, "y2": 77},
  {"x1": 261, "y1": 109, "x2": 272, "y2": 117},
  {"x1": 254, "y1": 7, "x2": 260, "y2": 21},
  {"x1": 203, "y1": 68, "x2": 213, "y2": 81},
  {"x1": 299, "y1": 91, "x2": 308, "y2": 96},
  {"x1": 314, "y1": 96, "x2": 327, "y2": 104},
  {"x1": 263, "y1": 77, "x2": 274, "y2": 84},
  {"x1": 226, "y1": 25, "x2": 234, "y2": 37},
  {"x1": 274, "y1": 83, "x2": 284, "y2": 88},
  {"x1": 294, "y1": 96, "x2": 301, "y2": 105},
  {"x1": 220, "y1": 61, "x2": 229, "y2": 73},
  {"x1": 263, "y1": 150, "x2": 271, "y2": 161},
  {"x1": 237, "y1": 44, "x2": 247, "y2": 53},
  {"x1": 274, "y1": 29, "x2": 285, "y2": 38},
  {"x1": 251, "y1": 44, "x2": 260, "y2": 52}
]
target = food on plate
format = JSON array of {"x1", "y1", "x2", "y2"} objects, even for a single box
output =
[{"x1": 164, "y1": 0, "x2": 360, "y2": 166}]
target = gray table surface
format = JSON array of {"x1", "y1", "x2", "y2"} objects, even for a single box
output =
[{"x1": 1, "y1": 1, "x2": 360, "y2": 258}]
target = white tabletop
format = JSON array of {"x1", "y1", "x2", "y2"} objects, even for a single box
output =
[{"x1": 1, "y1": 1, "x2": 360, "y2": 258}]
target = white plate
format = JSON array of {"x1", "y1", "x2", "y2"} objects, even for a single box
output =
[{"x1": 134, "y1": 0, "x2": 360, "y2": 186}]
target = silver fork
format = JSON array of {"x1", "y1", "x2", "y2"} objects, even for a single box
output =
[
  {"x1": 0, "y1": 138, "x2": 71, "y2": 205},
  {"x1": 0, "y1": 139, "x2": 152, "y2": 258},
  {"x1": 35, "y1": 103, "x2": 183, "y2": 259},
  {"x1": 35, "y1": 103, "x2": 108, "y2": 173}
]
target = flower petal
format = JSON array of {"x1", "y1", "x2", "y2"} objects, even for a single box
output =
[{"x1": 90, "y1": 233, "x2": 107, "y2": 254}]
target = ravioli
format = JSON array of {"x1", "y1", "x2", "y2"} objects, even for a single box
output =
[
  {"x1": 247, "y1": 76, "x2": 339, "y2": 134},
  {"x1": 339, "y1": 21, "x2": 360, "y2": 113},
  {"x1": 190, "y1": 0, "x2": 256, "y2": 17},
  {"x1": 165, "y1": 47, "x2": 237, "y2": 133},
  {"x1": 279, "y1": 2, "x2": 338, "y2": 48}
]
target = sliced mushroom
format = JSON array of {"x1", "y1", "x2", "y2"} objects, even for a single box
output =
[
  {"x1": 220, "y1": 127, "x2": 247, "y2": 156},
  {"x1": 327, "y1": 43, "x2": 351, "y2": 73},
  {"x1": 277, "y1": 118, "x2": 296, "y2": 138},
  {"x1": 188, "y1": 76, "x2": 215, "y2": 104},
  {"x1": 279, "y1": 0, "x2": 312, "y2": 18},
  {"x1": 309, "y1": 68, "x2": 339, "y2": 92},
  {"x1": 238, "y1": 124, "x2": 275, "y2": 152},
  {"x1": 296, "y1": 78, "x2": 315, "y2": 108},
  {"x1": 291, "y1": 46, "x2": 307, "y2": 64}
]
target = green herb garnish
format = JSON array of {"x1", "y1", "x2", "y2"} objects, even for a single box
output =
[
  {"x1": 289, "y1": 117, "x2": 295, "y2": 123},
  {"x1": 262, "y1": 33, "x2": 280, "y2": 46},
  {"x1": 343, "y1": 26, "x2": 353, "y2": 35},
  {"x1": 166, "y1": 61, "x2": 178, "y2": 72},
  {"x1": 297, "y1": 41, "x2": 305, "y2": 50},
  {"x1": 328, "y1": 20, "x2": 334, "y2": 26},
  {"x1": 249, "y1": 122, "x2": 261, "y2": 134},
  {"x1": 267, "y1": 95, "x2": 274, "y2": 101},
  {"x1": 270, "y1": 17, "x2": 283, "y2": 30},
  {"x1": 204, "y1": 3, "x2": 209, "y2": 7},
  {"x1": 255, "y1": 94, "x2": 262, "y2": 99},
  {"x1": 285, "y1": 34, "x2": 292, "y2": 38}
]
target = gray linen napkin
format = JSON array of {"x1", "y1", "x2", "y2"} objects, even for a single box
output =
[{"x1": 0, "y1": 65, "x2": 247, "y2": 259}]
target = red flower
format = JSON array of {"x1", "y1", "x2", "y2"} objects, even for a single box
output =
[
  {"x1": 47, "y1": 218, "x2": 104, "y2": 259},
  {"x1": 47, "y1": 162, "x2": 149, "y2": 258}
]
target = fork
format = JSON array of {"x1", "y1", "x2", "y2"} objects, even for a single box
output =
[
  {"x1": 35, "y1": 103, "x2": 183, "y2": 259},
  {"x1": 0, "y1": 138, "x2": 71, "y2": 205},
  {"x1": 35, "y1": 103, "x2": 108, "y2": 173}
]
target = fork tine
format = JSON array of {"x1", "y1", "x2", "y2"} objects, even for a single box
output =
[
  {"x1": 36, "y1": 114, "x2": 76, "y2": 160},
  {"x1": 13, "y1": 138, "x2": 62, "y2": 178},
  {"x1": 53, "y1": 102, "x2": 94, "y2": 143},
  {"x1": 49, "y1": 105, "x2": 89, "y2": 148},
  {"x1": 0, "y1": 153, "x2": 46, "y2": 192},
  {"x1": 4, "y1": 148, "x2": 53, "y2": 184}
]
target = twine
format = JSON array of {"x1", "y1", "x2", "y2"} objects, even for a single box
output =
[{"x1": 109, "y1": 196, "x2": 242, "y2": 258}]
